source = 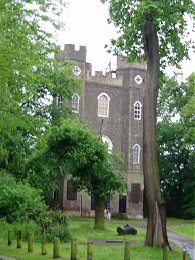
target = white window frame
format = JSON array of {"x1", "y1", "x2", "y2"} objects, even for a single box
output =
[
  {"x1": 134, "y1": 75, "x2": 143, "y2": 85},
  {"x1": 72, "y1": 93, "x2": 80, "y2": 113},
  {"x1": 73, "y1": 66, "x2": 81, "y2": 76},
  {"x1": 97, "y1": 93, "x2": 110, "y2": 117},
  {"x1": 102, "y1": 135, "x2": 113, "y2": 153},
  {"x1": 133, "y1": 144, "x2": 141, "y2": 164},
  {"x1": 57, "y1": 96, "x2": 63, "y2": 109},
  {"x1": 134, "y1": 101, "x2": 142, "y2": 120}
]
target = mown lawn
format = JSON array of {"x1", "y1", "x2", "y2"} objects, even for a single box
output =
[
  {"x1": 70, "y1": 217, "x2": 146, "y2": 243},
  {"x1": 0, "y1": 217, "x2": 192, "y2": 260},
  {"x1": 167, "y1": 224, "x2": 195, "y2": 240},
  {"x1": 0, "y1": 240, "x2": 188, "y2": 260}
]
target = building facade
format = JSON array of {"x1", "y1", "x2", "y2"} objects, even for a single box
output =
[{"x1": 49, "y1": 44, "x2": 146, "y2": 219}]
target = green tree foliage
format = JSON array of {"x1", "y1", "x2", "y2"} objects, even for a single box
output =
[
  {"x1": 0, "y1": 0, "x2": 83, "y2": 179},
  {"x1": 0, "y1": 170, "x2": 48, "y2": 222},
  {"x1": 100, "y1": 0, "x2": 194, "y2": 247},
  {"x1": 157, "y1": 73, "x2": 195, "y2": 219},
  {"x1": 101, "y1": 0, "x2": 194, "y2": 68},
  {"x1": 29, "y1": 119, "x2": 127, "y2": 228}
]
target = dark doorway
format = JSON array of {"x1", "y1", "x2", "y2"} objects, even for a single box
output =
[{"x1": 119, "y1": 195, "x2": 126, "y2": 213}]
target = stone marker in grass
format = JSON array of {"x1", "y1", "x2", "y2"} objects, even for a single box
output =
[
  {"x1": 87, "y1": 241, "x2": 93, "y2": 260},
  {"x1": 28, "y1": 232, "x2": 34, "y2": 252},
  {"x1": 53, "y1": 238, "x2": 60, "y2": 258},
  {"x1": 71, "y1": 239, "x2": 77, "y2": 260},
  {"x1": 17, "y1": 231, "x2": 22, "y2": 249},
  {"x1": 8, "y1": 230, "x2": 12, "y2": 246}
]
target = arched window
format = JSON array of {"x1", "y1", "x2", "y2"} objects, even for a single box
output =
[
  {"x1": 57, "y1": 96, "x2": 63, "y2": 109},
  {"x1": 102, "y1": 135, "x2": 113, "y2": 153},
  {"x1": 52, "y1": 182, "x2": 60, "y2": 200},
  {"x1": 134, "y1": 101, "x2": 142, "y2": 120},
  {"x1": 97, "y1": 93, "x2": 110, "y2": 117},
  {"x1": 133, "y1": 144, "x2": 141, "y2": 164},
  {"x1": 72, "y1": 94, "x2": 80, "y2": 113}
]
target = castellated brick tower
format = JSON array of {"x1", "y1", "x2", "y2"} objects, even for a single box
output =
[{"x1": 50, "y1": 44, "x2": 146, "y2": 219}]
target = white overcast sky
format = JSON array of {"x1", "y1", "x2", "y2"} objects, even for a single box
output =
[{"x1": 55, "y1": 0, "x2": 194, "y2": 79}]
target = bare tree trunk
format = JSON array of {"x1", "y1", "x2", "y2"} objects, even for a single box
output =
[
  {"x1": 94, "y1": 196, "x2": 105, "y2": 229},
  {"x1": 143, "y1": 20, "x2": 170, "y2": 248}
]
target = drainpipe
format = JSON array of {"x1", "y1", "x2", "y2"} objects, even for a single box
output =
[{"x1": 80, "y1": 194, "x2": 83, "y2": 217}]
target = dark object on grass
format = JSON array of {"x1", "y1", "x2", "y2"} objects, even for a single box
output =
[{"x1": 117, "y1": 224, "x2": 137, "y2": 235}]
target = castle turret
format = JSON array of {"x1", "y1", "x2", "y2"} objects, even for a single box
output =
[{"x1": 64, "y1": 44, "x2": 87, "y2": 62}]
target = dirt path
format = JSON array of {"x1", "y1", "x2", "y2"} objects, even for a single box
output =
[
  {"x1": 167, "y1": 231, "x2": 195, "y2": 260},
  {"x1": 106, "y1": 221, "x2": 195, "y2": 259},
  {"x1": 0, "y1": 257, "x2": 15, "y2": 260},
  {"x1": 132, "y1": 223, "x2": 195, "y2": 260}
]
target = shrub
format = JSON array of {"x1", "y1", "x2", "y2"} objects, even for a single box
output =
[
  {"x1": 0, "y1": 217, "x2": 10, "y2": 239},
  {"x1": 45, "y1": 224, "x2": 72, "y2": 242},
  {"x1": 0, "y1": 218, "x2": 40, "y2": 241},
  {"x1": 0, "y1": 170, "x2": 71, "y2": 242},
  {"x1": 37, "y1": 209, "x2": 71, "y2": 242},
  {"x1": 13, "y1": 182, "x2": 48, "y2": 222},
  {"x1": 12, "y1": 220, "x2": 40, "y2": 241},
  {"x1": 0, "y1": 211, "x2": 71, "y2": 243},
  {"x1": 0, "y1": 170, "x2": 48, "y2": 222}
]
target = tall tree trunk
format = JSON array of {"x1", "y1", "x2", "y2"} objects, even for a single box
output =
[
  {"x1": 143, "y1": 20, "x2": 170, "y2": 248},
  {"x1": 94, "y1": 196, "x2": 105, "y2": 229}
]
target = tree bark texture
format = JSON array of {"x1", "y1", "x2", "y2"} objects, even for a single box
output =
[
  {"x1": 143, "y1": 20, "x2": 170, "y2": 248},
  {"x1": 94, "y1": 196, "x2": 105, "y2": 229}
]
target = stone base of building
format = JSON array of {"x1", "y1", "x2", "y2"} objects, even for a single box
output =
[{"x1": 48, "y1": 178, "x2": 144, "y2": 219}]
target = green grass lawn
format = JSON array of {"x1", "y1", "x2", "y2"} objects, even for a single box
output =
[
  {"x1": 0, "y1": 217, "x2": 192, "y2": 260},
  {"x1": 0, "y1": 240, "x2": 188, "y2": 260},
  {"x1": 70, "y1": 217, "x2": 146, "y2": 243},
  {"x1": 167, "y1": 224, "x2": 195, "y2": 240}
]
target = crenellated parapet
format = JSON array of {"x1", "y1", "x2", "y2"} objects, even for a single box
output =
[
  {"x1": 117, "y1": 55, "x2": 146, "y2": 70},
  {"x1": 86, "y1": 70, "x2": 123, "y2": 86},
  {"x1": 56, "y1": 44, "x2": 146, "y2": 88},
  {"x1": 56, "y1": 44, "x2": 87, "y2": 62}
]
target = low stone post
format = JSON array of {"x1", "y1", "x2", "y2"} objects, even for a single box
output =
[
  {"x1": 71, "y1": 239, "x2": 77, "y2": 260},
  {"x1": 163, "y1": 245, "x2": 169, "y2": 260},
  {"x1": 87, "y1": 241, "x2": 93, "y2": 260},
  {"x1": 8, "y1": 230, "x2": 12, "y2": 246},
  {"x1": 28, "y1": 232, "x2": 34, "y2": 252},
  {"x1": 17, "y1": 230, "x2": 22, "y2": 248},
  {"x1": 53, "y1": 238, "x2": 60, "y2": 258},
  {"x1": 41, "y1": 236, "x2": 47, "y2": 255},
  {"x1": 124, "y1": 241, "x2": 130, "y2": 260},
  {"x1": 183, "y1": 245, "x2": 186, "y2": 260}
]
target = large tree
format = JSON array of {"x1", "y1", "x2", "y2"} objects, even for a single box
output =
[
  {"x1": 157, "y1": 73, "x2": 195, "y2": 219},
  {"x1": 0, "y1": 0, "x2": 82, "y2": 178},
  {"x1": 29, "y1": 119, "x2": 127, "y2": 229},
  {"x1": 101, "y1": 0, "x2": 194, "y2": 247}
]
